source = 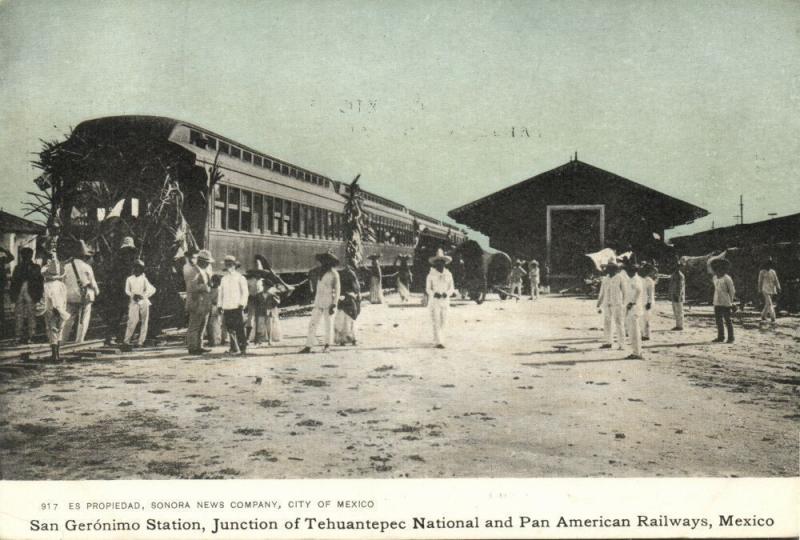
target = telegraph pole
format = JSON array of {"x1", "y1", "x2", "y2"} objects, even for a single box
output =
[{"x1": 739, "y1": 194, "x2": 744, "y2": 224}]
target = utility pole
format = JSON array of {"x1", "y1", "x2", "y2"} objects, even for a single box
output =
[{"x1": 739, "y1": 194, "x2": 744, "y2": 225}]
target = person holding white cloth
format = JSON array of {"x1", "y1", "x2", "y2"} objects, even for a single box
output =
[
  {"x1": 426, "y1": 248, "x2": 455, "y2": 349},
  {"x1": 123, "y1": 259, "x2": 156, "y2": 347}
]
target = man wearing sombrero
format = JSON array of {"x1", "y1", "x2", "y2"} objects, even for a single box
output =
[
  {"x1": 300, "y1": 250, "x2": 340, "y2": 353},
  {"x1": 426, "y1": 248, "x2": 455, "y2": 349}
]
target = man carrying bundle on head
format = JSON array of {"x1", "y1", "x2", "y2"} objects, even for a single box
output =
[
  {"x1": 426, "y1": 248, "x2": 455, "y2": 349},
  {"x1": 300, "y1": 250, "x2": 340, "y2": 354}
]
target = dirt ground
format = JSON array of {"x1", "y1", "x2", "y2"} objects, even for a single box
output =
[{"x1": 0, "y1": 294, "x2": 798, "y2": 479}]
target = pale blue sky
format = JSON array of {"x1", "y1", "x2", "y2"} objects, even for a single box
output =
[{"x1": 1, "y1": 0, "x2": 798, "y2": 239}]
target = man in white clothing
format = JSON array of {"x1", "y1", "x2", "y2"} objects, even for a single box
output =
[
  {"x1": 300, "y1": 250, "x2": 340, "y2": 353},
  {"x1": 624, "y1": 262, "x2": 645, "y2": 359},
  {"x1": 426, "y1": 248, "x2": 455, "y2": 349},
  {"x1": 63, "y1": 240, "x2": 100, "y2": 343},
  {"x1": 218, "y1": 255, "x2": 249, "y2": 354},
  {"x1": 641, "y1": 263, "x2": 657, "y2": 341},
  {"x1": 123, "y1": 259, "x2": 156, "y2": 347},
  {"x1": 596, "y1": 260, "x2": 626, "y2": 350}
]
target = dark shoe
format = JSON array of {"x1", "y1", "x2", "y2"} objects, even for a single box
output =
[
  {"x1": 435, "y1": 344, "x2": 445, "y2": 349},
  {"x1": 625, "y1": 354, "x2": 643, "y2": 360},
  {"x1": 299, "y1": 347, "x2": 312, "y2": 354},
  {"x1": 200, "y1": 348, "x2": 211, "y2": 353},
  {"x1": 600, "y1": 344, "x2": 612, "y2": 349},
  {"x1": 670, "y1": 327, "x2": 683, "y2": 331},
  {"x1": 188, "y1": 349, "x2": 204, "y2": 355},
  {"x1": 642, "y1": 337, "x2": 650, "y2": 341},
  {"x1": 726, "y1": 338, "x2": 735, "y2": 344},
  {"x1": 322, "y1": 345, "x2": 330, "y2": 353},
  {"x1": 711, "y1": 338, "x2": 724, "y2": 343}
]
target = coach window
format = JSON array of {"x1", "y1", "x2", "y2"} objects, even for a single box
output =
[
  {"x1": 205, "y1": 136, "x2": 217, "y2": 151},
  {"x1": 272, "y1": 197, "x2": 282, "y2": 234},
  {"x1": 282, "y1": 200, "x2": 292, "y2": 236},
  {"x1": 219, "y1": 141, "x2": 230, "y2": 155},
  {"x1": 304, "y1": 206, "x2": 314, "y2": 238},
  {"x1": 263, "y1": 196, "x2": 273, "y2": 233},
  {"x1": 241, "y1": 191, "x2": 252, "y2": 232},
  {"x1": 297, "y1": 204, "x2": 306, "y2": 237},
  {"x1": 253, "y1": 194, "x2": 263, "y2": 233},
  {"x1": 243, "y1": 151, "x2": 252, "y2": 163},
  {"x1": 214, "y1": 184, "x2": 227, "y2": 229},
  {"x1": 254, "y1": 156, "x2": 262, "y2": 168},
  {"x1": 227, "y1": 187, "x2": 240, "y2": 231},
  {"x1": 291, "y1": 203, "x2": 301, "y2": 237},
  {"x1": 231, "y1": 147, "x2": 241, "y2": 159}
]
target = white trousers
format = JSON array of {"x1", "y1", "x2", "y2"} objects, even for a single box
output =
[
  {"x1": 124, "y1": 301, "x2": 150, "y2": 346},
  {"x1": 306, "y1": 306, "x2": 335, "y2": 347},
  {"x1": 626, "y1": 310, "x2": 642, "y2": 355},
  {"x1": 761, "y1": 292, "x2": 776, "y2": 322},
  {"x1": 642, "y1": 308, "x2": 652, "y2": 338},
  {"x1": 603, "y1": 305, "x2": 625, "y2": 347},
  {"x1": 334, "y1": 310, "x2": 356, "y2": 345},
  {"x1": 672, "y1": 301, "x2": 684, "y2": 329},
  {"x1": 429, "y1": 298, "x2": 449, "y2": 345},
  {"x1": 63, "y1": 302, "x2": 93, "y2": 343}
]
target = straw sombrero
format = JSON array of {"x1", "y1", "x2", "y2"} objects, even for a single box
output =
[{"x1": 428, "y1": 248, "x2": 452, "y2": 264}]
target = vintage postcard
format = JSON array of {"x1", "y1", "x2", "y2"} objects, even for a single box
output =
[{"x1": 0, "y1": 1, "x2": 797, "y2": 538}]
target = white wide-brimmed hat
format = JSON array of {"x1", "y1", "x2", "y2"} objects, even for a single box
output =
[
  {"x1": 196, "y1": 249, "x2": 214, "y2": 263},
  {"x1": 428, "y1": 248, "x2": 452, "y2": 264}
]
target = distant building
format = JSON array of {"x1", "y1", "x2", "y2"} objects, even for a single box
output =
[
  {"x1": 0, "y1": 210, "x2": 44, "y2": 271},
  {"x1": 448, "y1": 158, "x2": 708, "y2": 282},
  {"x1": 671, "y1": 212, "x2": 800, "y2": 255}
]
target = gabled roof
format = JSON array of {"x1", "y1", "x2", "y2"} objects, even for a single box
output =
[
  {"x1": 448, "y1": 159, "x2": 708, "y2": 229},
  {"x1": 0, "y1": 210, "x2": 44, "y2": 234}
]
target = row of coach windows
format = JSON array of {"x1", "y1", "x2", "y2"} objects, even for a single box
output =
[
  {"x1": 213, "y1": 184, "x2": 414, "y2": 245},
  {"x1": 191, "y1": 129, "x2": 331, "y2": 188},
  {"x1": 214, "y1": 185, "x2": 344, "y2": 240}
]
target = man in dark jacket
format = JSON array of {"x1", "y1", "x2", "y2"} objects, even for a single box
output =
[
  {"x1": 10, "y1": 247, "x2": 42, "y2": 344},
  {"x1": 104, "y1": 236, "x2": 137, "y2": 345}
]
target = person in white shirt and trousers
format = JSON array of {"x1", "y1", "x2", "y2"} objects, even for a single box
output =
[
  {"x1": 218, "y1": 255, "x2": 249, "y2": 354},
  {"x1": 426, "y1": 248, "x2": 455, "y2": 349},
  {"x1": 596, "y1": 260, "x2": 626, "y2": 350},
  {"x1": 63, "y1": 240, "x2": 100, "y2": 343},
  {"x1": 300, "y1": 250, "x2": 341, "y2": 353},
  {"x1": 624, "y1": 262, "x2": 645, "y2": 359},
  {"x1": 757, "y1": 259, "x2": 781, "y2": 326},
  {"x1": 123, "y1": 259, "x2": 156, "y2": 347},
  {"x1": 641, "y1": 263, "x2": 657, "y2": 341}
]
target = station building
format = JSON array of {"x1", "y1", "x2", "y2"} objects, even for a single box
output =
[{"x1": 447, "y1": 157, "x2": 708, "y2": 283}]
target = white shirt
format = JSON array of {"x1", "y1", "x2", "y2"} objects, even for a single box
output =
[
  {"x1": 713, "y1": 274, "x2": 735, "y2": 307},
  {"x1": 625, "y1": 274, "x2": 645, "y2": 315},
  {"x1": 426, "y1": 268, "x2": 455, "y2": 298},
  {"x1": 758, "y1": 269, "x2": 780, "y2": 295},
  {"x1": 125, "y1": 273, "x2": 156, "y2": 306},
  {"x1": 313, "y1": 269, "x2": 340, "y2": 309},
  {"x1": 64, "y1": 258, "x2": 100, "y2": 304},
  {"x1": 219, "y1": 269, "x2": 249, "y2": 310},
  {"x1": 598, "y1": 272, "x2": 626, "y2": 307}
]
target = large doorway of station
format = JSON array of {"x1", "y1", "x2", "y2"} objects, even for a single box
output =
[{"x1": 546, "y1": 204, "x2": 605, "y2": 284}]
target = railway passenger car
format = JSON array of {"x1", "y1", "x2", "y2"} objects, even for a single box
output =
[{"x1": 64, "y1": 116, "x2": 465, "y2": 280}]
